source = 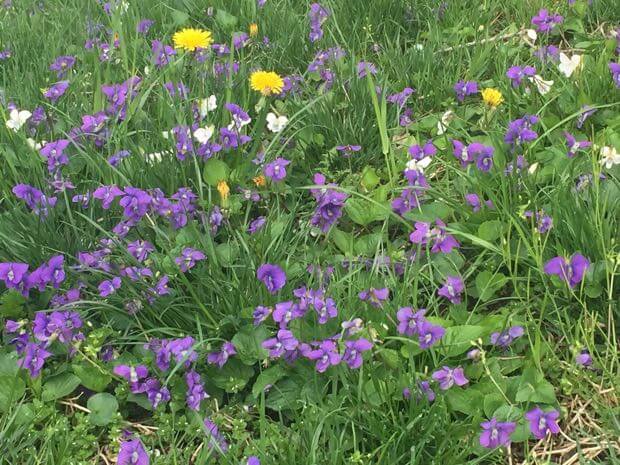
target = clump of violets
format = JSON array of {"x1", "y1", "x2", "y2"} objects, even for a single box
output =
[
  {"x1": 257, "y1": 263, "x2": 287, "y2": 294},
  {"x1": 525, "y1": 407, "x2": 560, "y2": 439},
  {"x1": 437, "y1": 276, "x2": 464, "y2": 304},
  {"x1": 531, "y1": 9, "x2": 563, "y2": 33},
  {"x1": 409, "y1": 219, "x2": 459, "y2": 254},
  {"x1": 544, "y1": 253, "x2": 589, "y2": 288},
  {"x1": 310, "y1": 173, "x2": 348, "y2": 233},
  {"x1": 490, "y1": 326, "x2": 524, "y2": 348},
  {"x1": 308, "y1": 3, "x2": 329, "y2": 43},
  {"x1": 396, "y1": 308, "x2": 445, "y2": 349},
  {"x1": 13, "y1": 184, "x2": 57, "y2": 218},
  {"x1": 479, "y1": 418, "x2": 515, "y2": 448},
  {"x1": 504, "y1": 115, "x2": 538, "y2": 149}
]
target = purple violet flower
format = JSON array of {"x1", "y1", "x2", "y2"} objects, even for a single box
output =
[
  {"x1": 454, "y1": 80, "x2": 478, "y2": 102},
  {"x1": 531, "y1": 9, "x2": 563, "y2": 33},
  {"x1": 264, "y1": 158, "x2": 291, "y2": 182},
  {"x1": 543, "y1": 253, "x2": 589, "y2": 288},
  {"x1": 175, "y1": 248, "x2": 206, "y2": 272},
  {"x1": 117, "y1": 439, "x2": 149, "y2": 465},
  {"x1": 525, "y1": 407, "x2": 561, "y2": 439},
  {"x1": 98, "y1": 277, "x2": 121, "y2": 297},
  {"x1": 306, "y1": 339, "x2": 341, "y2": 372},
  {"x1": 342, "y1": 338, "x2": 372, "y2": 369},
  {"x1": 490, "y1": 326, "x2": 524, "y2": 348},
  {"x1": 479, "y1": 418, "x2": 516, "y2": 448},
  {"x1": 257, "y1": 263, "x2": 286, "y2": 294},
  {"x1": 431, "y1": 366, "x2": 469, "y2": 390},
  {"x1": 358, "y1": 288, "x2": 389, "y2": 308},
  {"x1": 207, "y1": 342, "x2": 237, "y2": 368},
  {"x1": 437, "y1": 276, "x2": 464, "y2": 304}
]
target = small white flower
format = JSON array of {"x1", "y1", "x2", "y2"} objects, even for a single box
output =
[
  {"x1": 26, "y1": 138, "x2": 46, "y2": 150},
  {"x1": 162, "y1": 130, "x2": 170, "y2": 139},
  {"x1": 529, "y1": 74, "x2": 553, "y2": 95},
  {"x1": 144, "y1": 151, "x2": 165, "y2": 164},
  {"x1": 414, "y1": 44, "x2": 424, "y2": 51},
  {"x1": 6, "y1": 109, "x2": 32, "y2": 132},
  {"x1": 526, "y1": 29, "x2": 538, "y2": 43},
  {"x1": 193, "y1": 125, "x2": 215, "y2": 144},
  {"x1": 437, "y1": 110, "x2": 455, "y2": 135},
  {"x1": 266, "y1": 112, "x2": 289, "y2": 133},
  {"x1": 405, "y1": 156, "x2": 432, "y2": 173},
  {"x1": 558, "y1": 53, "x2": 582, "y2": 78},
  {"x1": 199, "y1": 95, "x2": 217, "y2": 117},
  {"x1": 528, "y1": 162, "x2": 539, "y2": 174},
  {"x1": 599, "y1": 146, "x2": 620, "y2": 169}
]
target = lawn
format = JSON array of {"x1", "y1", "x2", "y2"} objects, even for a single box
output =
[{"x1": 0, "y1": 0, "x2": 619, "y2": 464}]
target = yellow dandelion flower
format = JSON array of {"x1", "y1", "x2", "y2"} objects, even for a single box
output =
[
  {"x1": 253, "y1": 175, "x2": 266, "y2": 187},
  {"x1": 481, "y1": 88, "x2": 504, "y2": 107},
  {"x1": 249, "y1": 23, "x2": 259, "y2": 37},
  {"x1": 173, "y1": 28, "x2": 213, "y2": 52},
  {"x1": 217, "y1": 180, "x2": 230, "y2": 201},
  {"x1": 250, "y1": 71, "x2": 284, "y2": 96}
]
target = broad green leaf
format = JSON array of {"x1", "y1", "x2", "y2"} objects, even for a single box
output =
[
  {"x1": 252, "y1": 365, "x2": 287, "y2": 398},
  {"x1": 360, "y1": 166, "x2": 381, "y2": 190},
  {"x1": 215, "y1": 9, "x2": 238, "y2": 30},
  {"x1": 87, "y1": 393, "x2": 118, "y2": 426},
  {"x1": 208, "y1": 359, "x2": 254, "y2": 392},
  {"x1": 406, "y1": 201, "x2": 454, "y2": 223},
  {"x1": 477, "y1": 220, "x2": 503, "y2": 242},
  {"x1": 345, "y1": 198, "x2": 388, "y2": 226},
  {"x1": 475, "y1": 271, "x2": 508, "y2": 301},
  {"x1": 331, "y1": 228, "x2": 353, "y2": 255},
  {"x1": 203, "y1": 159, "x2": 230, "y2": 186},
  {"x1": 0, "y1": 291, "x2": 26, "y2": 318},
  {"x1": 446, "y1": 388, "x2": 483, "y2": 416},
  {"x1": 42, "y1": 373, "x2": 81, "y2": 401},
  {"x1": 231, "y1": 325, "x2": 270, "y2": 364},
  {"x1": 441, "y1": 325, "x2": 485, "y2": 356},
  {"x1": 0, "y1": 375, "x2": 26, "y2": 412},
  {"x1": 265, "y1": 378, "x2": 302, "y2": 411},
  {"x1": 73, "y1": 363, "x2": 111, "y2": 392},
  {"x1": 0, "y1": 352, "x2": 20, "y2": 377}
]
